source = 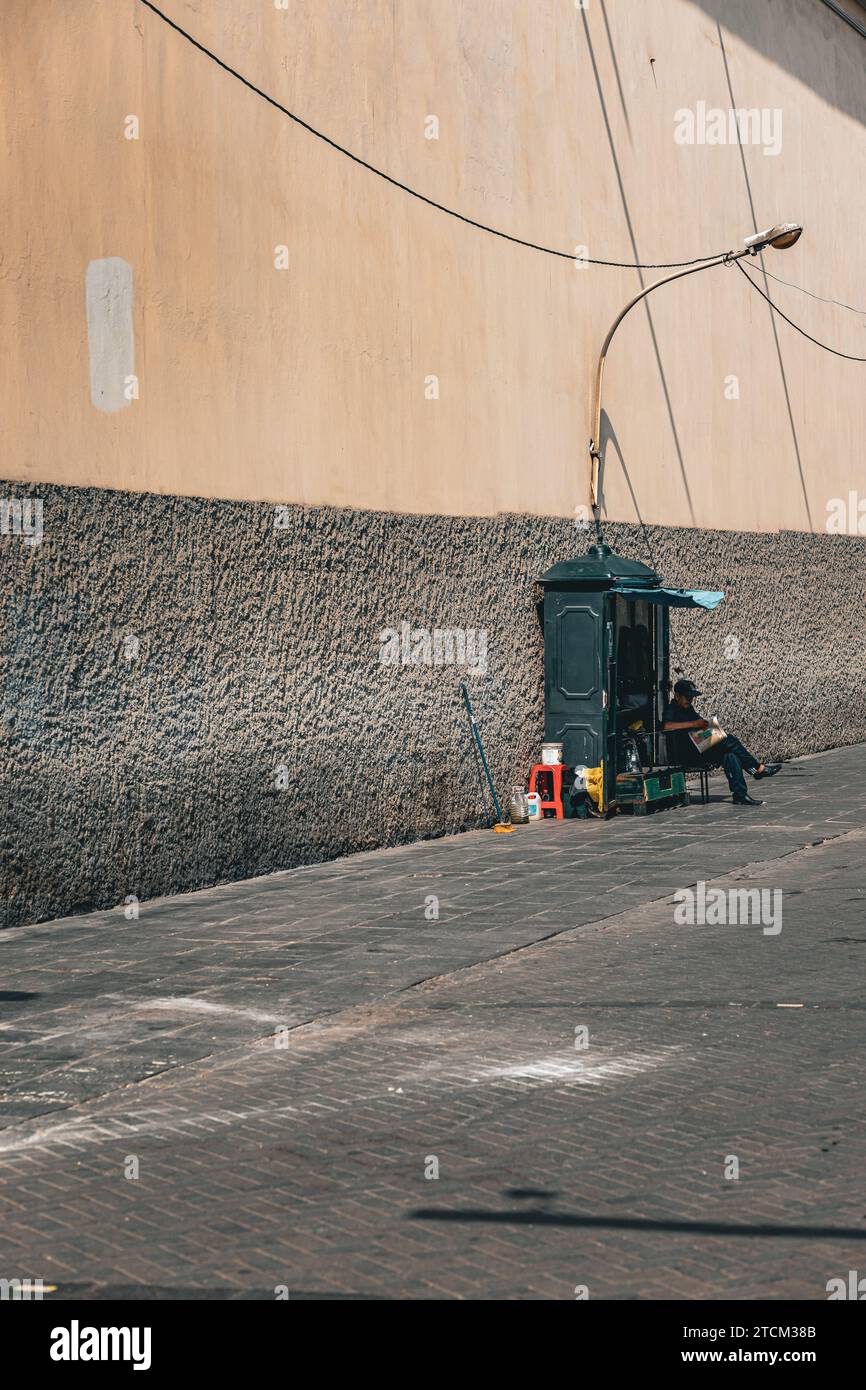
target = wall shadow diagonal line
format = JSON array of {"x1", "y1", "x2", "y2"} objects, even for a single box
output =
[
  {"x1": 716, "y1": 21, "x2": 814, "y2": 532},
  {"x1": 581, "y1": 9, "x2": 697, "y2": 525}
]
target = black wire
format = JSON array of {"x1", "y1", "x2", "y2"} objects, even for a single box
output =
[
  {"x1": 760, "y1": 266, "x2": 866, "y2": 319},
  {"x1": 736, "y1": 261, "x2": 866, "y2": 362},
  {"x1": 138, "y1": 0, "x2": 727, "y2": 271}
]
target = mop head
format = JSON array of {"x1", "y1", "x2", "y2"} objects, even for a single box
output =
[{"x1": 493, "y1": 821, "x2": 516, "y2": 834}]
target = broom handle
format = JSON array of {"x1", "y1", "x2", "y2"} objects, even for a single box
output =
[{"x1": 460, "y1": 683, "x2": 505, "y2": 823}]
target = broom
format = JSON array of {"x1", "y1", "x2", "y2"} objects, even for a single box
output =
[{"x1": 459, "y1": 683, "x2": 515, "y2": 834}]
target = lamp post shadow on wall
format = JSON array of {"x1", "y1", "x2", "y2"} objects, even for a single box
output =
[{"x1": 588, "y1": 222, "x2": 803, "y2": 545}]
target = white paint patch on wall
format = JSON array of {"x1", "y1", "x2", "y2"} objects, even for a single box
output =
[{"x1": 85, "y1": 257, "x2": 134, "y2": 412}]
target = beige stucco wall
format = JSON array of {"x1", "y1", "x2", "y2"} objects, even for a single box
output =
[{"x1": 2, "y1": 0, "x2": 865, "y2": 531}]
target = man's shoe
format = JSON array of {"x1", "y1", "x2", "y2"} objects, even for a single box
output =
[
  {"x1": 753, "y1": 763, "x2": 781, "y2": 780},
  {"x1": 733, "y1": 794, "x2": 763, "y2": 806}
]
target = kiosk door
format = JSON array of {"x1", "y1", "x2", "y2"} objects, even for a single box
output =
[{"x1": 543, "y1": 589, "x2": 606, "y2": 770}]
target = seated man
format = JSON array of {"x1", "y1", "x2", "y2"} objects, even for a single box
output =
[{"x1": 662, "y1": 678, "x2": 780, "y2": 807}]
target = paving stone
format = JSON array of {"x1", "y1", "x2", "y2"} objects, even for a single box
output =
[{"x1": 0, "y1": 746, "x2": 864, "y2": 1297}]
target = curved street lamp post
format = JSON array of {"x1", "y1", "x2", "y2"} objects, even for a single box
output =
[{"x1": 588, "y1": 223, "x2": 803, "y2": 528}]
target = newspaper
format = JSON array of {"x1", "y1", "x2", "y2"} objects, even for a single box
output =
[{"x1": 688, "y1": 718, "x2": 726, "y2": 754}]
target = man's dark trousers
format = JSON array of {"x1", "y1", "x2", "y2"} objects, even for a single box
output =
[{"x1": 704, "y1": 735, "x2": 760, "y2": 799}]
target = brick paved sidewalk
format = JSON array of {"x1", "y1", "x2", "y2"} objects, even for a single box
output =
[{"x1": 1, "y1": 745, "x2": 865, "y2": 1298}]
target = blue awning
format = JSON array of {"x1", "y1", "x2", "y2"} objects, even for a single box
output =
[{"x1": 611, "y1": 585, "x2": 725, "y2": 610}]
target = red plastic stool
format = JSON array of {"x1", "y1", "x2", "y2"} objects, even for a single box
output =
[{"x1": 528, "y1": 764, "x2": 568, "y2": 820}]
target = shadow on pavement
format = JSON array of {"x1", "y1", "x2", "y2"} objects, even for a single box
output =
[{"x1": 410, "y1": 1208, "x2": 866, "y2": 1240}]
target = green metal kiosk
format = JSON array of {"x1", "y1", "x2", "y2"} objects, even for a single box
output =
[{"x1": 539, "y1": 543, "x2": 724, "y2": 815}]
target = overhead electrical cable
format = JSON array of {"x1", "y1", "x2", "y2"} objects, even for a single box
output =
[
  {"x1": 137, "y1": 0, "x2": 725, "y2": 270},
  {"x1": 759, "y1": 266, "x2": 866, "y2": 318},
  {"x1": 735, "y1": 261, "x2": 866, "y2": 362},
  {"x1": 139, "y1": 2, "x2": 865, "y2": 363}
]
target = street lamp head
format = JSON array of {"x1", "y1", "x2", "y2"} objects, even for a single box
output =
[{"x1": 743, "y1": 222, "x2": 803, "y2": 253}]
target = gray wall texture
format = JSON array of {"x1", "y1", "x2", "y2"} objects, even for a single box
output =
[{"x1": 2, "y1": 481, "x2": 865, "y2": 929}]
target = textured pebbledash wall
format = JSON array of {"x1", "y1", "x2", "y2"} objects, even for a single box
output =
[{"x1": 1, "y1": 481, "x2": 865, "y2": 929}]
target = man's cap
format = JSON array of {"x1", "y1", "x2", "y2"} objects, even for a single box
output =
[{"x1": 674, "y1": 678, "x2": 703, "y2": 697}]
